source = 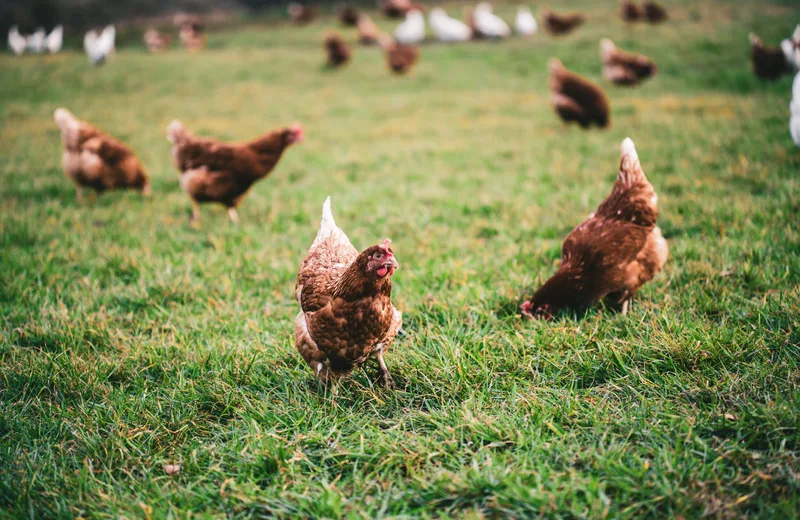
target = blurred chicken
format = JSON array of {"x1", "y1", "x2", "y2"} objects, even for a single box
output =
[
  {"x1": 642, "y1": 1, "x2": 667, "y2": 23},
  {"x1": 600, "y1": 38, "x2": 657, "y2": 86},
  {"x1": 521, "y1": 138, "x2": 667, "y2": 319},
  {"x1": 750, "y1": 33, "x2": 790, "y2": 80},
  {"x1": 324, "y1": 32, "x2": 352, "y2": 67},
  {"x1": 84, "y1": 25, "x2": 115, "y2": 65},
  {"x1": 288, "y1": 3, "x2": 316, "y2": 25},
  {"x1": 791, "y1": 72, "x2": 800, "y2": 147},
  {"x1": 540, "y1": 6, "x2": 585, "y2": 36},
  {"x1": 26, "y1": 27, "x2": 46, "y2": 53},
  {"x1": 620, "y1": 0, "x2": 642, "y2": 22},
  {"x1": 472, "y1": 2, "x2": 511, "y2": 39},
  {"x1": 429, "y1": 8, "x2": 472, "y2": 42},
  {"x1": 379, "y1": 35, "x2": 419, "y2": 74},
  {"x1": 357, "y1": 14, "x2": 381, "y2": 45},
  {"x1": 167, "y1": 120, "x2": 304, "y2": 224},
  {"x1": 8, "y1": 26, "x2": 26, "y2": 55},
  {"x1": 143, "y1": 29, "x2": 172, "y2": 52},
  {"x1": 54, "y1": 108, "x2": 150, "y2": 201},
  {"x1": 781, "y1": 25, "x2": 800, "y2": 71},
  {"x1": 380, "y1": 0, "x2": 418, "y2": 19},
  {"x1": 179, "y1": 22, "x2": 206, "y2": 51},
  {"x1": 295, "y1": 197, "x2": 402, "y2": 388},
  {"x1": 337, "y1": 4, "x2": 360, "y2": 26},
  {"x1": 549, "y1": 58, "x2": 610, "y2": 129},
  {"x1": 515, "y1": 7, "x2": 538, "y2": 36},
  {"x1": 45, "y1": 26, "x2": 63, "y2": 53},
  {"x1": 394, "y1": 9, "x2": 425, "y2": 45}
]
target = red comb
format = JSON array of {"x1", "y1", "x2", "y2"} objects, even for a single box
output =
[{"x1": 379, "y1": 239, "x2": 393, "y2": 254}]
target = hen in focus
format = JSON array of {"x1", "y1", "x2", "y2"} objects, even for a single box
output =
[
  {"x1": 522, "y1": 138, "x2": 667, "y2": 318},
  {"x1": 600, "y1": 38, "x2": 657, "y2": 86},
  {"x1": 549, "y1": 58, "x2": 610, "y2": 129},
  {"x1": 167, "y1": 120, "x2": 304, "y2": 223},
  {"x1": 295, "y1": 197, "x2": 402, "y2": 388},
  {"x1": 54, "y1": 108, "x2": 150, "y2": 201}
]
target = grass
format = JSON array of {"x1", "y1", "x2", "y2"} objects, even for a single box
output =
[{"x1": 1, "y1": 0, "x2": 800, "y2": 517}]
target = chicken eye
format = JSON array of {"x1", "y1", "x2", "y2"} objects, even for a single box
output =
[{"x1": 374, "y1": 252, "x2": 384, "y2": 260}]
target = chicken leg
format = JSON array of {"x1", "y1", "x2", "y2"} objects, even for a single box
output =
[{"x1": 375, "y1": 350, "x2": 396, "y2": 390}]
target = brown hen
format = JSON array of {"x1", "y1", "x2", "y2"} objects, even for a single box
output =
[
  {"x1": 288, "y1": 3, "x2": 316, "y2": 25},
  {"x1": 325, "y1": 32, "x2": 352, "y2": 67},
  {"x1": 549, "y1": 58, "x2": 611, "y2": 129},
  {"x1": 642, "y1": 1, "x2": 668, "y2": 23},
  {"x1": 749, "y1": 33, "x2": 790, "y2": 80},
  {"x1": 295, "y1": 197, "x2": 402, "y2": 388},
  {"x1": 357, "y1": 14, "x2": 381, "y2": 45},
  {"x1": 54, "y1": 108, "x2": 150, "y2": 201},
  {"x1": 540, "y1": 6, "x2": 585, "y2": 36},
  {"x1": 521, "y1": 138, "x2": 667, "y2": 319},
  {"x1": 600, "y1": 39, "x2": 657, "y2": 86},
  {"x1": 379, "y1": 35, "x2": 419, "y2": 74},
  {"x1": 167, "y1": 120, "x2": 304, "y2": 223}
]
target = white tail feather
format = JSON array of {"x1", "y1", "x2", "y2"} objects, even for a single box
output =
[{"x1": 311, "y1": 196, "x2": 353, "y2": 250}]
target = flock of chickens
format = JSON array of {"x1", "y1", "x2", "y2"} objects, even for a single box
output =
[{"x1": 10, "y1": 1, "x2": 800, "y2": 388}]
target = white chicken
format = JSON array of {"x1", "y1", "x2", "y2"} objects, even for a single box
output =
[
  {"x1": 8, "y1": 26, "x2": 26, "y2": 55},
  {"x1": 473, "y1": 2, "x2": 511, "y2": 39},
  {"x1": 791, "y1": 72, "x2": 800, "y2": 148},
  {"x1": 45, "y1": 26, "x2": 63, "y2": 54},
  {"x1": 26, "y1": 27, "x2": 46, "y2": 53},
  {"x1": 781, "y1": 25, "x2": 800, "y2": 71},
  {"x1": 84, "y1": 25, "x2": 115, "y2": 66},
  {"x1": 515, "y1": 6, "x2": 537, "y2": 36},
  {"x1": 428, "y1": 8, "x2": 472, "y2": 42},
  {"x1": 394, "y1": 9, "x2": 425, "y2": 45}
]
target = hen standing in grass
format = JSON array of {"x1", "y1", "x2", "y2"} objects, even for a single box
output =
[
  {"x1": 540, "y1": 6, "x2": 585, "y2": 36},
  {"x1": 357, "y1": 14, "x2": 381, "y2": 44},
  {"x1": 750, "y1": 33, "x2": 791, "y2": 80},
  {"x1": 288, "y1": 2, "x2": 316, "y2": 25},
  {"x1": 54, "y1": 108, "x2": 150, "y2": 201},
  {"x1": 379, "y1": 34, "x2": 419, "y2": 74},
  {"x1": 521, "y1": 138, "x2": 667, "y2": 319},
  {"x1": 325, "y1": 32, "x2": 352, "y2": 67},
  {"x1": 167, "y1": 120, "x2": 304, "y2": 223},
  {"x1": 642, "y1": 1, "x2": 668, "y2": 23},
  {"x1": 549, "y1": 58, "x2": 611, "y2": 128},
  {"x1": 295, "y1": 197, "x2": 402, "y2": 388},
  {"x1": 600, "y1": 38, "x2": 657, "y2": 86}
]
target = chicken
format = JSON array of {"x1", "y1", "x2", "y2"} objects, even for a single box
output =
[
  {"x1": 8, "y1": 26, "x2": 26, "y2": 56},
  {"x1": 324, "y1": 32, "x2": 352, "y2": 68},
  {"x1": 750, "y1": 33, "x2": 790, "y2": 80},
  {"x1": 471, "y1": 2, "x2": 511, "y2": 39},
  {"x1": 380, "y1": 0, "x2": 417, "y2": 19},
  {"x1": 166, "y1": 120, "x2": 304, "y2": 223},
  {"x1": 642, "y1": 1, "x2": 668, "y2": 23},
  {"x1": 143, "y1": 29, "x2": 172, "y2": 52},
  {"x1": 26, "y1": 27, "x2": 46, "y2": 53},
  {"x1": 394, "y1": 9, "x2": 425, "y2": 45},
  {"x1": 620, "y1": 0, "x2": 642, "y2": 22},
  {"x1": 791, "y1": 72, "x2": 800, "y2": 147},
  {"x1": 45, "y1": 26, "x2": 63, "y2": 53},
  {"x1": 357, "y1": 14, "x2": 381, "y2": 45},
  {"x1": 600, "y1": 38, "x2": 657, "y2": 86},
  {"x1": 521, "y1": 138, "x2": 667, "y2": 319},
  {"x1": 781, "y1": 25, "x2": 800, "y2": 71},
  {"x1": 540, "y1": 6, "x2": 585, "y2": 36},
  {"x1": 429, "y1": 8, "x2": 472, "y2": 42},
  {"x1": 54, "y1": 108, "x2": 150, "y2": 201},
  {"x1": 337, "y1": 4, "x2": 360, "y2": 26},
  {"x1": 515, "y1": 7, "x2": 538, "y2": 36},
  {"x1": 295, "y1": 197, "x2": 402, "y2": 388},
  {"x1": 288, "y1": 3, "x2": 316, "y2": 25},
  {"x1": 178, "y1": 23, "x2": 206, "y2": 51},
  {"x1": 379, "y1": 35, "x2": 419, "y2": 75},
  {"x1": 84, "y1": 25, "x2": 115, "y2": 65},
  {"x1": 549, "y1": 58, "x2": 611, "y2": 129}
]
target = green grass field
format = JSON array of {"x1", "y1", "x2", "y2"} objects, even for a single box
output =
[{"x1": 2, "y1": 0, "x2": 800, "y2": 517}]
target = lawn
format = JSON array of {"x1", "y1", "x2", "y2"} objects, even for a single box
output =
[{"x1": 1, "y1": 0, "x2": 799, "y2": 517}]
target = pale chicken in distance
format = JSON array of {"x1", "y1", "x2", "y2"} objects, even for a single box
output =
[
  {"x1": 26, "y1": 27, "x2": 46, "y2": 53},
  {"x1": 54, "y1": 108, "x2": 150, "y2": 201},
  {"x1": 394, "y1": 9, "x2": 425, "y2": 45},
  {"x1": 549, "y1": 58, "x2": 611, "y2": 129},
  {"x1": 600, "y1": 38, "x2": 657, "y2": 86},
  {"x1": 45, "y1": 26, "x2": 63, "y2": 53},
  {"x1": 357, "y1": 14, "x2": 381, "y2": 45},
  {"x1": 515, "y1": 7, "x2": 538, "y2": 36},
  {"x1": 295, "y1": 197, "x2": 402, "y2": 388},
  {"x1": 472, "y1": 2, "x2": 511, "y2": 39},
  {"x1": 521, "y1": 138, "x2": 667, "y2": 319},
  {"x1": 428, "y1": 8, "x2": 472, "y2": 42},
  {"x1": 8, "y1": 26, "x2": 26, "y2": 55},
  {"x1": 143, "y1": 29, "x2": 172, "y2": 52},
  {"x1": 167, "y1": 120, "x2": 304, "y2": 224},
  {"x1": 84, "y1": 25, "x2": 115, "y2": 65},
  {"x1": 791, "y1": 72, "x2": 800, "y2": 147},
  {"x1": 781, "y1": 25, "x2": 800, "y2": 71}
]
